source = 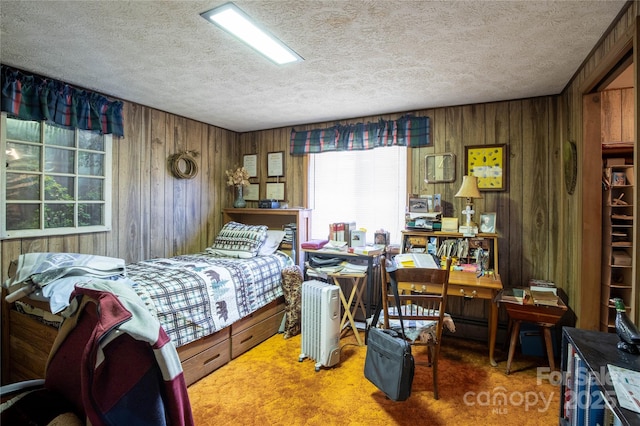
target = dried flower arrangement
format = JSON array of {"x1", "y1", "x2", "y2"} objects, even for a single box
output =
[{"x1": 225, "y1": 166, "x2": 250, "y2": 187}]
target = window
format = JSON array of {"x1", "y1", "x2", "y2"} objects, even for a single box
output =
[
  {"x1": 1, "y1": 114, "x2": 112, "y2": 239},
  {"x1": 308, "y1": 146, "x2": 407, "y2": 244}
]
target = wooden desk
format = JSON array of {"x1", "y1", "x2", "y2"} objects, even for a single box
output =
[
  {"x1": 502, "y1": 296, "x2": 567, "y2": 374},
  {"x1": 410, "y1": 270, "x2": 503, "y2": 367}
]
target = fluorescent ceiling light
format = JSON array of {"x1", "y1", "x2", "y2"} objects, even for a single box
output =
[{"x1": 201, "y1": 2, "x2": 303, "y2": 65}]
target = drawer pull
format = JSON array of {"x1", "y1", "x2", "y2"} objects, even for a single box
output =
[
  {"x1": 409, "y1": 284, "x2": 427, "y2": 293},
  {"x1": 204, "y1": 353, "x2": 221, "y2": 366},
  {"x1": 240, "y1": 335, "x2": 254, "y2": 345},
  {"x1": 459, "y1": 289, "x2": 477, "y2": 298}
]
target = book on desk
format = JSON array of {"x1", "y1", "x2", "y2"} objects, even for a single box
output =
[{"x1": 500, "y1": 288, "x2": 526, "y2": 304}]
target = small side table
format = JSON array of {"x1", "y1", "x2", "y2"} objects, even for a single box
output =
[
  {"x1": 327, "y1": 271, "x2": 367, "y2": 346},
  {"x1": 502, "y1": 296, "x2": 567, "y2": 374}
]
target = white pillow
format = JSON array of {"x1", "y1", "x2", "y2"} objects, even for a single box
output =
[{"x1": 258, "y1": 230, "x2": 287, "y2": 256}]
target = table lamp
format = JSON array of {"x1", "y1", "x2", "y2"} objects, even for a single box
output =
[{"x1": 455, "y1": 175, "x2": 482, "y2": 236}]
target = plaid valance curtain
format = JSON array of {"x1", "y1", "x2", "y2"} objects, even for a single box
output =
[
  {"x1": 1, "y1": 65, "x2": 124, "y2": 137},
  {"x1": 290, "y1": 115, "x2": 430, "y2": 155}
]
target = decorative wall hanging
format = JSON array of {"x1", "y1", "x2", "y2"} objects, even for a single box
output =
[
  {"x1": 464, "y1": 144, "x2": 508, "y2": 191},
  {"x1": 169, "y1": 151, "x2": 199, "y2": 179}
]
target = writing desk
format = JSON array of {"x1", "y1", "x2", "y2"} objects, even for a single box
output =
[
  {"x1": 398, "y1": 268, "x2": 503, "y2": 367},
  {"x1": 304, "y1": 249, "x2": 503, "y2": 366}
]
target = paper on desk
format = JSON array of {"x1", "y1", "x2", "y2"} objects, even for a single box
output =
[
  {"x1": 608, "y1": 364, "x2": 640, "y2": 413},
  {"x1": 341, "y1": 262, "x2": 368, "y2": 273},
  {"x1": 394, "y1": 253, "x2": 438, "y2": 269},
  {"x1": 322, "y1": 240, "x2": 349, "y2": 250}
]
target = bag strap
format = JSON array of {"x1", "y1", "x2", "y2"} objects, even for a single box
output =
[
  {"x1": 367, "y1": 261, "x2": 408, "y2": 341},
  {"x1": 388, "y1": 270, "x2": 409, "y2": 340}
]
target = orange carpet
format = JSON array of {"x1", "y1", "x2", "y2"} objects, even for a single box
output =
[{"x1": 187, "y1": 332, "x2": 560, "y2": 425}]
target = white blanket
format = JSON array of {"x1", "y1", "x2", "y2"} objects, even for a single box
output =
[
  {"x1": 5, "y1": 252, "x2": 126, "y2": 288},
  {"x1": 4, "y1": 252, "x2": 127, "y2": 312}
]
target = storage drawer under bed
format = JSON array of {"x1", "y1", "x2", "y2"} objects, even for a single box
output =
[
  {"x1": 231, "y1": 298, "x2": 285, "y2": 359},
  {"x1": 178, "y1": 327, "x2": 231, "y2": 386}
]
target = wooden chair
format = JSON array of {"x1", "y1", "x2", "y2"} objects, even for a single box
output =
[{"x1": 379, "y1": 255, "x2": 452, "y2": 399}]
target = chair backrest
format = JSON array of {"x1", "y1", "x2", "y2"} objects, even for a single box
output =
[{"x1": 379, "y1": 255, "x2": 452, "y2": 339}]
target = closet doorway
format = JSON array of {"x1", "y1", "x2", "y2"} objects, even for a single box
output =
[{"x1": 581, "y1": 53, "x2": 636, "y2": 330}]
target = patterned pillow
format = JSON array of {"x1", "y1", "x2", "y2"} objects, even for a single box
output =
[
  {"x1": 281, "y1": 265, "x2": 303, "y2": 339},
  {"x1": 206, "y1": 221, "x2": 268, "y2": 258}
]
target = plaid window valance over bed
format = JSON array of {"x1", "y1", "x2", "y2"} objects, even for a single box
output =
[
  {"x1": 1, "y1": 65, "x2": 124, "y2": 137},
  {"x1": 290, "y1": 115, "x2": 430, "y2": 154}
]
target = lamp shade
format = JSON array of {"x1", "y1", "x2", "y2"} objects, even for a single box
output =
[{"x1": 455, "y1": 175, "x2": 482, "y2": 199}]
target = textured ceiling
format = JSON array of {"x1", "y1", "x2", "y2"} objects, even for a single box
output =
[{"x1": 0, "y1": 0, "x2": 628, "y2": 133}]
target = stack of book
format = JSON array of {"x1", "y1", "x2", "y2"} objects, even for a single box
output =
[
  {"x1": 529, "y1": 279, "x2": 559, "y2": 307},
  {"x1": 405, "y1": 212, "x2": 442, "y2": 231},
  {"x1": 282, "y1": 223, "x2": 296, "y2": 246},
  {"x1": 499, "y1": 288, "x2": 527, "y2": 305},
  {"x1": 328, "y1": 221, "x2": 356, "y2": 244}
]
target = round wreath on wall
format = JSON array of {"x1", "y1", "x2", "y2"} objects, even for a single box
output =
[{"x1": 169, "y1": 151, "x2": 199, "y2": 179}]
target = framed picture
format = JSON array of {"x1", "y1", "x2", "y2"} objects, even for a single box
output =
[
  {"x1": 243, "y1": 154, "x2": 258, "y2": 178},
  {"x1": 464, "y1": 144, "x2": 508, "y2": 191},
  {"x1": 265, "y1": 182, "x2": 285, "y2": 200},
  {"x1": 441, "y1": 217, "x2": 459, "y2": 233},
  {"x1": 244, "y1": 183, "x2": 259, "y2": 201},
  {"x1": 267, "y1": 151, "x2": 284, "y2": 177},
  {"x1": 408, "y1": 197, "x2": 429, "y2": 213},
  {"x1": 425, "y1": 153, "x2": 456, "y2": 183},
  {"x1": 479, "y1": 212, "x2": 497, "y2": 234}
]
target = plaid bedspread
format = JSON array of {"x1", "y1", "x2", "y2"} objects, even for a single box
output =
[{"x1": 126, "y1": 252, "x2": 291, "y2": 347}]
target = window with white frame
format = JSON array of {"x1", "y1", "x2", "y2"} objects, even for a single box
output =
[
  {"x1": 1, "y1": 114, "x2": 112, "y2": 239},
  {"x1": 308, "y1": 146, "x2": 407, "y2": 244}
]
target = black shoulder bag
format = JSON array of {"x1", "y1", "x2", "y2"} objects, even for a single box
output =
[{"x1": 363, "y1": 269, "x2": 414, "y2": 401}]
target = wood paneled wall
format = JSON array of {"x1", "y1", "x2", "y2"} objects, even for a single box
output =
[
  {"x1": 238, "y1": 97, "x2": 561, "y2": 331},
  {"x1": 561, "y1": 1, "x2": 638, "y2": 328},
  {"x1": 1, "y1": 2, "x2": 636, "y2": 344},
  {"x1": 0, "y1": 102, "x2": 239, "y2": 280}
]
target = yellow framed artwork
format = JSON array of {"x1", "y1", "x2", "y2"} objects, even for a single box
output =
[{"x1": 464, "y1": 144, "x2": 508, "y2": 191}]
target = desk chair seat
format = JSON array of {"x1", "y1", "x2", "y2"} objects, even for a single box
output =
[
  {"x1": 379, "y1": 255, "x2": 452, "y2": 400},
  {"x1": 381, "y1": 307, "x2": 456, "y2": 342}
]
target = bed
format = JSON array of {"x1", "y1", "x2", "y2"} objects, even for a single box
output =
[{"x1": 2, "y1": 221, "x2": 296, "y2": 386}]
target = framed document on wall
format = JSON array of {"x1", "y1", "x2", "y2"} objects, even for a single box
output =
[
  {"x1": 267, "y1": 151, "x2": 284, "y2": 177},
  {"x1": 244, "y1": 183, "x2": 259, "y2": 201},
  {"x1": 265, "y1": 182, "x2": 285, "y2": 200},
  {"x1": 243, "y1": 154, "x2": 258, "y2": 178}
]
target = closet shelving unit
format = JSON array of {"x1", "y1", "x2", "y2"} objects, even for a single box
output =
[{"x1": 601, "y1": 162, "x2": 635, "y2": 332}]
